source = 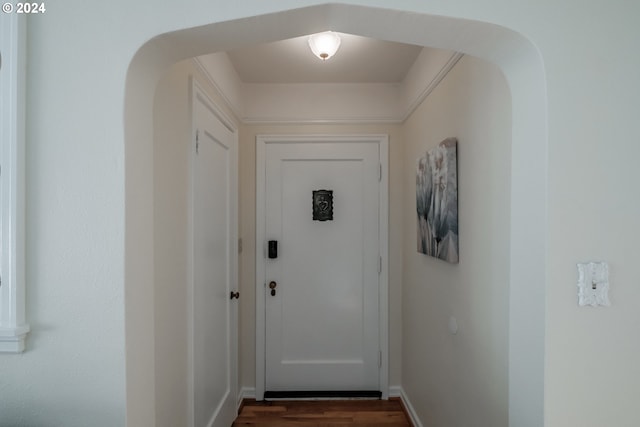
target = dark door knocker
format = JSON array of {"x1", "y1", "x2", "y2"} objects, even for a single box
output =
[{"x1": 312, "y1": 190, "x2": 333, "y2": 221}]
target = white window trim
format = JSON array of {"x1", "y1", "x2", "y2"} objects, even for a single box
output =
[{"x1": 0, "y1": 14, "x2": 28, "y2": 352}]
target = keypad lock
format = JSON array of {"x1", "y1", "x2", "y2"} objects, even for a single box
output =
[{"x1": 269, "y1": 281, "x2": 277, "y2": 296}]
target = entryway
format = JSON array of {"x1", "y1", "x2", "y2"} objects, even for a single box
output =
[
  {"x1": 126, "y1": 4, "x2": 547, "y2": 426},
  {"x1": 255, "y1": 135, "x2": 389, "y2": 400}
]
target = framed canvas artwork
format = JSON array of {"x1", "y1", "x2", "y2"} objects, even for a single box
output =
[{"x1": 416, "y1": 137, "x2": 459, "y2": 263}]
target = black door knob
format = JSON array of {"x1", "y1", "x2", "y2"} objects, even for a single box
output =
[{"x1": 269, "y1": 281, "x2": 277, "y2": 296}]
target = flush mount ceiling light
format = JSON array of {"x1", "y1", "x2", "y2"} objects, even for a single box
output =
[{"x1": 308, "y1": 31, "x2": 341, "y2": 61}]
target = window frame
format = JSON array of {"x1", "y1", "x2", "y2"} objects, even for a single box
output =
[{"x1": 0, "y1": 14, "x2": 28, "y2": 353}]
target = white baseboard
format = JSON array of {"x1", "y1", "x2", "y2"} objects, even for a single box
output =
[
  {"x1": 389, "y1": 385, "x2": 402, "y2": 398},
  {"x1": 237, "y1": 387, "x2": 256, "y2": 410},
  {"x1": 240, "y1": 387, "x2": 256, "y2": 400},
  {"x1": 397, "y1": 387, "x2": 423, "y2": 427}
]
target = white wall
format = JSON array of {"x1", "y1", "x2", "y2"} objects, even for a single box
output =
[
  {"x1": 0, "y1": 9, "x2": 127, "y2": 426},
  {"x1": 152, "y1": 60, "x2": 190, "y2": 427},
  {"x1": 402, "y1": 55, "x2": 511, "y2": 426},
  {"x1": 544, "y1": 4, "x2": 640, "y2": 423},
  {"x1": 0, "y1": 1, "x2": 637, "y2": 427}
]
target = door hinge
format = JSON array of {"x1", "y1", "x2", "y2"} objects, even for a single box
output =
[
  {"x1": 379, "y1": 163, "x2": 382, "y2": 182},
  {"x1": 378, "y1": 256, "x2": 382, "y2": 274},
  {"x1": 195, "y1": 130, "x2": 200, "y2": 154},
  {"x1": 379, "y1": 350, "x2": 382, "y2": 368}
]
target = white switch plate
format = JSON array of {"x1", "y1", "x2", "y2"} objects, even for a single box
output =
[
  {"x1": 577, "y1": 261, "x2": 610, "y2": 307},
  {"x1": 448, "y1": 316, "x2": 458, "y2": 335}
]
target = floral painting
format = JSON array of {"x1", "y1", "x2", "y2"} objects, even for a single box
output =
[{"x1": 416, "y1": 137, "x2": 459, "y2": 263}]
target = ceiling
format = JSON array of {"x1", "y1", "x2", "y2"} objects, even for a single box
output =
[{"x1": 226, "y1": 32, "x2": 424, "y2": 84}]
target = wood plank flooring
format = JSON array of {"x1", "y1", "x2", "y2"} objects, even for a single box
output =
[{"x1": 233, "y1": 398, "x2": 413, "y2": 427}]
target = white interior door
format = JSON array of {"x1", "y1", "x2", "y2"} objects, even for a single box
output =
[
  {"x1": 191, "y1": 83, "x2": 238, "y2": 427},
  {"x1": 261, "y1": 138, "x2": 383, "y2": 393}
]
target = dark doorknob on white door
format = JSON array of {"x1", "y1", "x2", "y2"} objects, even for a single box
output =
[{"x1": 269, "y1": 281, "x2": 277, "y2": 296}]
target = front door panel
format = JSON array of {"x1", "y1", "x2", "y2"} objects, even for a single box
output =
[{"x1": 264, "y1": 141, "x2": 380, "y2": 392}]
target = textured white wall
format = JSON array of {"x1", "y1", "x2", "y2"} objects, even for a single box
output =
[
  {"x1": 543, "y1": 3, "x2": 640, "y2": 424},
  {"x1": 402, "y1": 55, "x2": 511, "y2": 426},
  {"x1": 0, "y1": 1, "x2": 636, "y2": 427},
  {"x1": 152, "y1": 61, "x2": 191, "y2": 427}
]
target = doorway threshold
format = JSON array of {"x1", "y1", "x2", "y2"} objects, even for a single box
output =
[{"x1": 264, "y1": 390, "x2": 382, "y2": 400}]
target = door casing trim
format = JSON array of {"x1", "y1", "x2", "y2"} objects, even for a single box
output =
[{"x1": 255, "y1": 134, "x2": 389, "y2": 400}]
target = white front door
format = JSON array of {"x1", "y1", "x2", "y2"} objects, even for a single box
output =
[
  {"x1": 258, "y1": 136, "x2": 387, "y2": 395},
  {"x1": 191, "y1": 83, "x2": 238, "y2": 427}
]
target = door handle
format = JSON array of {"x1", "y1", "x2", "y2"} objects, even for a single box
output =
[
  {"x1": 269, "y1": 281, "x2": 277, "y2": 296},
  {"x1": 230, "y1": 291, "x2": 240, "y2": 300}
]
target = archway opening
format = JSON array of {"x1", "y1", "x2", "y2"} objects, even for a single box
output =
[{"x1": 124, "y1": 4, "x2": 547, "y2": 426}]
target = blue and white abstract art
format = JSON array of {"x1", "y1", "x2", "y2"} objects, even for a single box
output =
[{"x1": 416, "y1": 137, "x2": 459, "y2": 263}]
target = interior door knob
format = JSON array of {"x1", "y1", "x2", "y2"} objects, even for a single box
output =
[{"x1": 230, "y1": 291, "x2": 240, "y2": 300}]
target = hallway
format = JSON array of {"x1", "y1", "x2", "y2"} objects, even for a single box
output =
[{"x1": 151, "y1": 43, "x2": 515, "y2": 427}]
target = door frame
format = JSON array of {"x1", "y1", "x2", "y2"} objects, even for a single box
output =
[{"x1": 255, "y1": 134, "x2": 389, "y2": 400}]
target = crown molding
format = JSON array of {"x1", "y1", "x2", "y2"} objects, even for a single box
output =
[
  {"x1": 242, "y1": 117, "x2": 403, "y2": 125},
  {"x1": 191, "y1": 56, "x2": 243, "y2": 122},
  {"x1": 193, "y1": 51, "x2": 463, "y2": 125},
  {"x1": 401, "y1": 52, "x2": 464, "y2": 122}
]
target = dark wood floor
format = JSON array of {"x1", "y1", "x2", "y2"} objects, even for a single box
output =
[{"x1": 233, "y1": 398, "x2": 413, "y2": 426}]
